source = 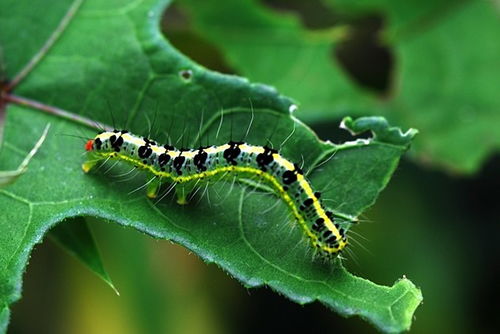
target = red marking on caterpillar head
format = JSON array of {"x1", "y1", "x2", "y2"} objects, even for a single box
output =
[{"x1": 85, "y1": 139, "x2": 94, "y2": 151}]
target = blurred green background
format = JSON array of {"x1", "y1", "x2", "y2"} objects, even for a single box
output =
[{"x1": 8, "y1": 0, "x2": 500, "y2": 333}]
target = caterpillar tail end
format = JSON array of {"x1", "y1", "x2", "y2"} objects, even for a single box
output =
[{"x1": 313, "y1": 235, "x2": 348, "y2": 260}]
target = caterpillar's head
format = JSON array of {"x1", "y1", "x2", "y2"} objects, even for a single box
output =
[
  {"x1": 84, "y1": 131, "x2": 121, "y2": 153},
  {"x1": 84, "y1": 135, "x2": 104, "y2": 152},
  {"x1": 85, "y1": 139, "x2": 94, "y2": 151},
  {"x1": 82, "y1": 131, "x2": 120, "y2": 173}
]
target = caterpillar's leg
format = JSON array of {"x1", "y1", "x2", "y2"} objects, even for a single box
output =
[
  {"x1": 146, "y1": 177, "x2": 162, "y2": 199},
  {"x1": 175, "y1": 181, "x2": 198, "y2": 205},
  {"x1": 82, "y1": 153, "x2": 101, "y2": 173}
]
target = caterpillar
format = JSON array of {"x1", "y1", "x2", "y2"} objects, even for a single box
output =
[{"x1": 82, "y1": 129, "x2": 348, "y2": 257}]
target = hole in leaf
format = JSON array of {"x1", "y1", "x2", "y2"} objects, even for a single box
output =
[
  {"x1": 179, "y1": 69, "x2": 193, "y2": 81},
  {"x1": 162, "y1": 4, "x2": 236, "y2": 75},
  {"x1": 334, "y1": 15, "x2": 393, "y2": 95},
  {"x1": 257, "y1": 1, "x2": 394, "y2": 95}
]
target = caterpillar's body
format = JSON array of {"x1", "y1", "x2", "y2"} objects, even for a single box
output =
[{"x1": 83, "y1": 130, "x2": 348, "y2": 256}]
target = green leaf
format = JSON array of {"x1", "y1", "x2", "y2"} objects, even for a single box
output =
[
  {"x1": 48, "y1": 217, "x2": 118, "y2": 295},
  {"x1": 175, "y1": 0, "x2": 373, "y2": 119},
  {"x1": 330, "y1": 0, "x2": 500, "y2": 173},
  {"x1": 0, "y1": 0, "x2": 422, "y2": 332},
  {"x1": 177, "y1": 0, "x2": 500, "y2": 173}
]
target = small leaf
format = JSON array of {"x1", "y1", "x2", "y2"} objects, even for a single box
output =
[{"x1": 49, "y1": 217, "x2": 118, "y2": 295}]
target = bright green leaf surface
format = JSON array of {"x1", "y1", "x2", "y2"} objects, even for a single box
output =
[
  {"x1": 49, "y1": 217, "x2": 118, "y2": 294},
  {"x1": 0, "y1": 0, "x2": 421, "y2": 332},
  {"x1": 178, "y1": 0, "x2": 500, "y2": 173}
]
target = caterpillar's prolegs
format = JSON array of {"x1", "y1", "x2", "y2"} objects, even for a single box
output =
[
  {"x1": 146, "y1": 176, "x2": 162, "y2": 199},
  {"x1": 82, "y1": 159, "x2": 97, "y2": 173}
]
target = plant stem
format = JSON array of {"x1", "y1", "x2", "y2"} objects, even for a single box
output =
[{"x1": 4, "y1": 94, "x2": 111, "y2": 131}]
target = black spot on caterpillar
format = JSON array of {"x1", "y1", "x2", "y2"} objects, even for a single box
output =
[{"x1": 82, "y1": 130, "x2": 348, "y2": 256}]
